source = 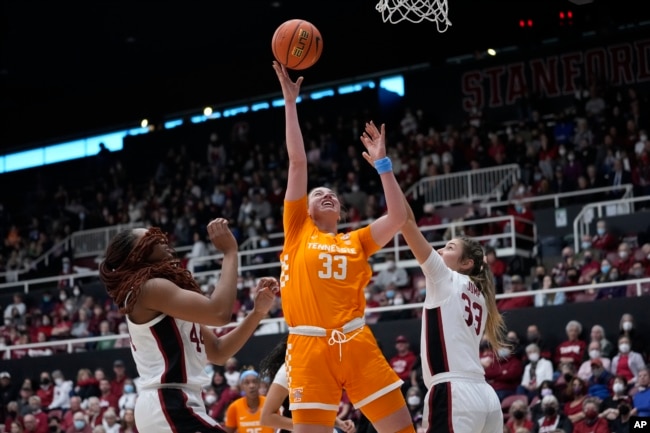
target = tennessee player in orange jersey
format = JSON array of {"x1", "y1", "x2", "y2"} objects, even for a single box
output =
[
  {"x1": 272, "y1": 60, "x2": 415, "y2": 433},
  {"x1": 224, "y1": 371, "x2": 275, "y2": 433}
]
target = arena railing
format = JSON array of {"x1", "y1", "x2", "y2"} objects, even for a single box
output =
[
  {"x1": 480, "y1": 184, "x2": 634, "y2": 215},
  {"x1": 405, "y1": 164, "x2": 521, "y2": 205},
  {"x1": 2, "y1": 276, "x2": 649, "y2": 359},
  {"x1": 573, "y1": 194, "x2": 650, "y2": 253},
  {"x1": 0, "y1": 215, "x2": 535, "y2": 294}
]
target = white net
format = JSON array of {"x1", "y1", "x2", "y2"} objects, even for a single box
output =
[{"x1": 375, "y1": 0, "x2": 452, "y2": 32}]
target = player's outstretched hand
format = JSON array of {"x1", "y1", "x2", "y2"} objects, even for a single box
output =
[
  {"x1": 272, "y1": 61, "x2": 303, "y2": 103},
  {"x1": 251, "y1": 277, "x2": 280, "y2": 316},
  {"x1": 360, "y1": 121, "x2": 387, "y2": 165},
  {"x1": 206, "y1": 218, "x2": 237, "y2": 254}
]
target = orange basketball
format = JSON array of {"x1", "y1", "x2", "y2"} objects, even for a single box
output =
[{"x1": 272, "y1": 19, "x2": 323, "y2": 70}]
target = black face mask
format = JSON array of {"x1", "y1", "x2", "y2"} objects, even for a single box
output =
[
  {"x1": 41, "y1": 378, "x2": 50, "y2": 385},
  {"x1": 49, "y1": 426, "x2": 59, "y2": 432},
  {"x1": 544, "y1": 406, "x2": 557, "y2": 416},
  {"x1": 619, "y1": 405, "x2": 630, "y2": 416},
  {"x1": 513, "y1": 410, "x2": 525, "y2": 420},
  {"x1": 563, "y1": 373, "x2": 573, "y2": 382}
]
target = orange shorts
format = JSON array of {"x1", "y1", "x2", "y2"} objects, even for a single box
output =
[{"x1": 286, "y1": 324, "x2": 403, "y2": 413}]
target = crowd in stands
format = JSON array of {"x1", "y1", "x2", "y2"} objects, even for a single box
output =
[{"x1": 0, "y1": 52, "x2": 649, "y2": 432}]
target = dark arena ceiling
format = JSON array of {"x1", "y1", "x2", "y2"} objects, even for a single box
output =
[{"x1": 0, "y1": 0, "x2": 645, "y2": 151}]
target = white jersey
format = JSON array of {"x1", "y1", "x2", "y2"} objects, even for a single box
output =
[
  {"x1": 273, "y1": 363, "x2": 289, "y2": 389},
  {"x1": 126, "y1": 314, "x2": 210, "y2": 390},
  {"x1": 419, "y1": 250, "x2": 487, "y2": 388}
]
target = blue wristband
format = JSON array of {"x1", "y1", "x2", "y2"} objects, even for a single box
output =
[{"x1": 374, "y1": 157, "x2": 392, "y2": 174}]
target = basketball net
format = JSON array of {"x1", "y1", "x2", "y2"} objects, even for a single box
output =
[{"x1": 376, "y1": 0, "x2": 452, "y2": 32}]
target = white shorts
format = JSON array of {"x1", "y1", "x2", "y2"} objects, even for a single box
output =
[
  {"x1": 135, "y1": 387, "x2": 226, "y2": 433},
  {"x1": 422, "y1": 380, "x2": 502, "y2": 433}
]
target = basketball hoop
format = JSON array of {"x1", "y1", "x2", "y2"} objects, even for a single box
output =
[{"x1": 376, "y1": 0, "x2": 452, "y2": 32}]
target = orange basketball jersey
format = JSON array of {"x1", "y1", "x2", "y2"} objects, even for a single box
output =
[
  {"x1": 280, "y1": 196, "x2": 381, "y2": 329},
  {"x1": 224, "y1": 396, "x2": 274, "y2": 433}
]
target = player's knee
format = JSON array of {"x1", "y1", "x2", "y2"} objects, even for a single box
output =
[{"x1": 361, "y1": 387, "x2": 408, "y2": 422}]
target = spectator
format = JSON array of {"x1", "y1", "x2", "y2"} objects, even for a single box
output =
[
  {"x1": 600, "y1": 375, "x2": 633, "y2": 417},
  {"x1": 116, "y1": 379, "x2": 136, "y2": 419},
  {"x1": 497, "y1": 275, "x2": 534, "y2": 312},
  {"x1": 534, "y1": 275, "x2": 565, "y2": 307},
  {"x1": 590, "y1": 325, "x2": 614, "y2": 359},
  {"x1": 21, "y1": 412, "x2": 46, "y2": 433},
  {"x1": 99, "y1": 408, "x2": 119, "y2": 433},
  {"x1": 373, "y1": 257, "x2": 410, "y2": 291},
  {"x1": 485, "y1": 246, "x2": 507, "y2": 294},
  {"x1": 577, "y1": 341, "x2": 611, "y2": 382},
  {"x1": 595, "y1": 266, "x2": 627, "y2": 300},
  {"x1": 591, "y1": 220, "x2": 619, "y2": 254},
  {"x1": 73, "y1": 369, "x2": 99, "y2": 403},
  {"x1": 49, "y1": 370, "x2": 73, "y2": 411},
  {"x1": 35, "y1": 373, "x2": 53, "y2": 409},
  {"x1": 519, "y1": 343, "x2": 554, "y2": 402},
  {"x1": 586, "y1": 359, "x2": 613, "y2": 400},
  {"x1": 3, "y1": 294, "x2": 26, "y2": 321},
  {"x1": 611, "y1": 335, "x2": 645, "y2": 385},
  {"x1": 531, "y1": 394, "x2": 574, "y2": 433},
  {"x1": 67, "y1": 411, "x2": 92, "y2": 433},
  {"x1": 564, "y1": 377, "x2": 588, "y2": 424},
  {"x1": 632, "y1": 368, "x2": 650, "y2": 417},
  {"x1": 554, "y1": 320, "x2": 587, "y2": 369},
  {"x1": 525, "y1": 325, "x2": 553, "y2": 361},
  {"x1": 1, "y1": 371, "x2": 19, "y2": 420},
  {"x1": 223, "y1": 357, "x2": 241, "y2": 389},
  {"x1": 85, "y1": 397, "x2": 102, "y2": 428},
  {"x1": 94, "y1": 321, "x2": 115, "y2": 351},
  {"x1": 483, "y1": 345, "x2": 524, "y2": 402},
  {"x1": 404, "y1": 386, "x2": 423, "y2": 429},
  {"x1": 118, "y1": 409, "x2": 137, "y2": 433},
  {"x1": 505, "y1": 399, "x2": 533, "y2": 433},
  {"x1": 572, "y1": 397, "x2": 610, "y2": 433},
  {"x1": 47, "y1": 414, "x2": 63, "y2": 433},
  {"x1": 617, "y1": 313, "x2": 647, "y2": 357},
  {"x1": 97, "y1": 379, "x2": 118, "y2": 415},
  {"x1": 389, "y1": 335, "x2": 418, "y2": 395},
  {"x1": 61, "y1": 397, "x2": 82, "y2": 430},
  {"x1": 109, "y1": 360, "x2": 129, "y2": 400}
]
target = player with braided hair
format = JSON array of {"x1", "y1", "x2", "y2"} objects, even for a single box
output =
[{"x1": 99, "y1": 218, "x2": 279, "y2": 433}]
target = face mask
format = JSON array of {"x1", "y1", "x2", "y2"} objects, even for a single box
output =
[
  {"x1": 619, "y1": 404, "x2": 630, "y2": 415},
  {"x1": 619, "y1": 343, "x2": 630, "y2": 353},
  {"x1": 622, "y1": 321, "x2": 633, "y2": 331},
  {"x1": 420, "y1": 288, "x2": 426, "y2": 297},
  {"x1": 581, "y1": 241, "x2": 592, "y2": 250},
  {"x1": 365, "y1": 292, "x2": 371, "y2": 301},
  {"x1": 585, "y1": 409, "x2": 598, "y2": 420},
  {"x1": 589, "y1": 350, "x2": 601, "y2": 360},
  {"x1": 513, "y1": 410, "x2": 525, "y2": 420},
  {"x1": 205, "y1": 394, "x2": 217, "y2": 405},
  {"x1": 73, "y1": 288, "x2": 80, "y2": 297},
  {"x1": 619, "y1": 251, "x2": 629, "y2": 260},
  {"x1": 54, "y1": 378, "x2": 63, "y2": 386},
  {"x1": 573, "y1": 385, "x2": 583, "y2": 395},
  {"x1": 534, "y1": 173, "x2": 542, "y2": 181},
  {"x1": 124, "y1": 384, "x2": 135, "y2": 394},
  {"x1": 59, "y1": 294, "x2": 67, "y2": 301},
  {"x1": 528, "y1": 353, "x2": 540, "y2": 362},
  {"x1": 73, "y1": 420, "x2": 86, "y2": 430},
  {"x1": 43, "y1": 295, "x2": 51, "y2": 302},
  {"x1": 259, "y1": 240, "x2": 270, "y2": 248},
  {"x1": 541, "y1": 388, "x2": 553, "y2": 397},
  {"x1": 498, "y1": 348, "x2": 510, "y2": 358},
  {"x1": 559, "y1": 148, "x2": 566, "y2": 156},
  {"x1": 237, "y1": 282, "x2": 244, "y2": 290},
  {"x1": 564, "y1": 373, "x2": 573, "y2": 382},
  {"x1": 632, "y1": 269, "x2": 644, "y2": 278},
  {"x1": 544, "y1": 406, "x2": 557, "y2": 416},
  {"x1": 601, "y1": 265, "x2": 610, "y2": 274},
  {"x1": 609, "y1": 273, "x2": 619, "y2": 280},
  {"x1": 613, "y1": 383, "x2": 625, "y2": 394},
  {"x1": 386, "y1": 290, "x2": 395, "y2": 299},
  {"x1": 597, "y1": 228, "x2": 606, "y2": 236},
  {"x1": 393, "y1": 297, "x2": 404, "y2": 306},
  {"x1": 49, "y1": 426, "x2": 59, "y2": 432},
  {"x1": 407, "y1": 395, "x2": 421, "y2": 406},
  {"x1": 41, "y1": 378, "x2": 50, "y2": 385},
  {"x1": 515, "y1": 205, "x2": 524, "y2": 213},
  {"x1": 527, "y1": 333, "x2": 539, "y2": 342}
]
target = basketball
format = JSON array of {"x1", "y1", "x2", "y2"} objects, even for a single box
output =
[{"x1": 271, "y1": 19, "x2": 323, "y2": 70}]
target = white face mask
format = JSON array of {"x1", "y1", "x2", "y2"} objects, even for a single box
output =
[
  {"x1": 393, "y1": 297, "x2": 404, "y2": 306},
  {"x1": 407, "y1": 395, "x2": 421, "y2": 406},
  {"x1": 498, "y1": 348, "x2": 510, "y2": 358},
  {"x1": 619, "y1": 343, "x2": 630, "y2": 353},
  {"x1": 55, "y1": 378, "x2": 64, "y2": 386},
  {"x1": 622, "y1": 321, "x2": 633, "y2": 331},
  {"x1": 613, "y1": 383, "x2": 625, "y2": 394},
  {"x1": 589, "y1": 350, "x2": 601, "y2": 360},
  {"x1": 528, "y1": 353, "x2": 540, "y2": 362},
  {"x1": 205, "y1": 395, "x2": 217, "y2": 405}
]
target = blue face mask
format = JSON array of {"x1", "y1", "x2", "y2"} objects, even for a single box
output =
[
  {"x1": 515, "y1": 205, "x2": 524, "y2": 213},
  {"x1": 386, "y1": 290, "x2": 395, "y2": 299},
  {"x1": 124, "y1": 384, "x2": 135, "y2": 394},
  {"x1": 597, "y1": 228, "x2": 606, "y2": 236},
  {"x1": 74, "y1": 420, "x2": 86, "y2": 430},
  {"x1": 420, "y1": 289, "x2": 426, "y2": 297},
  {"x1": 581, "y1": 241, "x2": 591, "y2": 250},
  {"x1": 601, "y1": 265, "x2": 610, "y2": 274}
]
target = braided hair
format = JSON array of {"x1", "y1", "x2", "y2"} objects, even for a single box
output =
[
  {"x1": 99, "y1": 227, "x2": 200, "y2": 314},
  {"x1": 258, "y1": 334, "x2": 289, "y2": 382},
  {"x1": 458, "y1": 236, "x2": 507, "y2": 352}
]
